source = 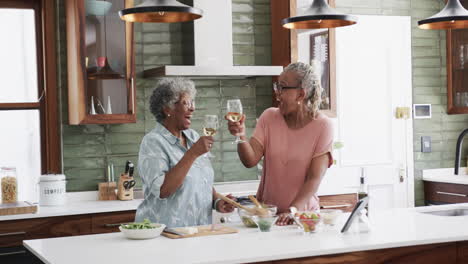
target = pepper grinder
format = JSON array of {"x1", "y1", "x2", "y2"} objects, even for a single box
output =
[{"x1": 117, "y1": 161, "x2": 135, "y2": 201}]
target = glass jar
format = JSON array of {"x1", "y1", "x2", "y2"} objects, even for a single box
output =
[{"x1": 1, "y1": 167, "x2": 18, "y2": 203}]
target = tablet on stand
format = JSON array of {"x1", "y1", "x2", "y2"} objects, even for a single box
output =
[{"x1": 341, "y1": 196, "x2": 370, "y2": 233}]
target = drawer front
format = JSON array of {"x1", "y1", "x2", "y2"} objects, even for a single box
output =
[
  {"x1": 318, "y1": 193, "x2": 358, "y2": 212},
  {"x1": 424, "y1": 181, "x2": 468, "y2": 204},
  {"x1": 0, "y1": 214, "x2": 92, "y2": 248},
  {"x1": 0, "y1": 231, "x2": 26, "y2": 248},
  {"x1": 91, "y1": 210, "x2": 136, "y2": 234}
]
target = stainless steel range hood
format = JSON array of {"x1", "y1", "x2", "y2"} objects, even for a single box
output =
[{"x1": 143, "y1": 0, "x2": 283, "y2": 78}]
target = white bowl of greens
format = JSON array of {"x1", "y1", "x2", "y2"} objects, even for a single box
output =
[{"x1": 119, "y1": 219, "x2": 165, "y2": 240}]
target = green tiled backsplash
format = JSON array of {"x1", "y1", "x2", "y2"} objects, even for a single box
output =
[
  {"x1": 57, "y1": 0, "x2": 466, "y2": 207},
  {"x1": 57, "y1": 0, "x2": 272, "y2": 191}
]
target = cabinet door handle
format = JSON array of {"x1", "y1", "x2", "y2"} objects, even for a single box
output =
[
  {"x1": 0, "y1": 231, "x2": 26, "y2": 237},
  {"x1": 0, "y1": 250, "x2": 26, "y2": 257},
  {"x1": 103, "y1": 223, "x2": 130, "y2": 228},
  {"x1": 436, "y1": 191, "x2": 467, "y2": 197},
  {"x1": 321, "y1": 204, "x2": 352, "y2": 209}
]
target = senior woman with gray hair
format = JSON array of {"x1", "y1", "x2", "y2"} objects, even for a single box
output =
[
  {"x1": 227, "y1": 62, "x2": 334, "y2": 226},
  {"x1": 135, "y1": 77, "x2": 234, "y2": 228}
]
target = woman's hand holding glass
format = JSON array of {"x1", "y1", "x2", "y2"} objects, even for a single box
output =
[
  {"x1": 188, "y1": 136, "x2": 214, "y2": 158},
  {"x1": 226, "y1": 99, "x2": 245, "y2": 144},
  {"x1": 203, "y1": 115, "x2": 218, "y2": 158}
]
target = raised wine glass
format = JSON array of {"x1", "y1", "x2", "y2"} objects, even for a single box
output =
[
  {"x1": 226, "y1": 99, "x2": 244, "y2": 144},
  {"x1": 203, "y1": 114, "x2": 218, "y2": 158}
]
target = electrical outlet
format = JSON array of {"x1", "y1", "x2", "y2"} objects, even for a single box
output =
[{"x1": 421, "y1": 136, "x2": 431, "y2": 153}]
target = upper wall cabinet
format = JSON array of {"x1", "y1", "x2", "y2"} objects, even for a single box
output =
[
  {"x1": 66, "y1": 0, "x2": 136, "y2": 125},
  {"x1": 447, "y1": 0, "x2": 468, "y2": 114}
]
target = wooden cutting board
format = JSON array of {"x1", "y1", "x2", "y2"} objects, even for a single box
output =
[
  {"x1": 162, "y1": 225, "x2": 238, "y2": 239},
  {"x1": 0, "y1": 201, "x2": 37, "y2": 216}
]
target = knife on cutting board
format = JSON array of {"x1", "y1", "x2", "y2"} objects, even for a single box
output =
[{"x1": 163, "y1": 227, "x2": 185, "y2": 236}]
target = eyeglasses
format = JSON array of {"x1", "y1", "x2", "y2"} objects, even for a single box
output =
[
  {"x1": 273, "y1": 82, "x2": 301, "y2": 94},
  {"x1": 175, "y1": 99, "x2": 195, "y2": 109}
]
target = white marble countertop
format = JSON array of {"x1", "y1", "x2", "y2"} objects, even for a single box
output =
[
  {"x1": 423, "y1": 167, "x2": 468, "y2": 185},
  {"x1": 24, "y1": 203, "x2": 468, "y2": 264},
  {"x1": 0, "y1": 199, "x2": 142, "y2": 221}
]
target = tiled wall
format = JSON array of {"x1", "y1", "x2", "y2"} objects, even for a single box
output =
[
  {"x1": 334, "y1": 0, "x2": 468, "y2": 206},
  {"x1": 56, "y1": 0, "x2": 272, "y2": 191}
]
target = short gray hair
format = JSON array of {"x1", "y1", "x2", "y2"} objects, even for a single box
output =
[
  {"x1": 283, "y1": 62, "x2": 322, "y2": 118},
  {"x1": 149, "y1": 77, "x2": 196, "y2": 122}
]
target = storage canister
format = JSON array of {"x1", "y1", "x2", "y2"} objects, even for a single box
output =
[
  {"x1": 1, "y1": 167, "x2": 18, "y2": 203},
  {"x1": 39, "y1": 174, "x2": 66, "y2": 206}
]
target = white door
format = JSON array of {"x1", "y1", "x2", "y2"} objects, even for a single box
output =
[{"x1": 319, "y1": 15, "x2": 414, "y2": 212}]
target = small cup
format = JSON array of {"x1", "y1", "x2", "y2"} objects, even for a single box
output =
[
  {"x1": 96, "y1": 56, "x2": 107, "y2": 68},
  {"x1": 320, "y1": 209, "x2": 343, "y2": 226},
  {"x1": 252, "y1": 215, "x2": 278, "y2": 232}
]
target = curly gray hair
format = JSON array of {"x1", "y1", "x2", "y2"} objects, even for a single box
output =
[
  {"x1": 149, "y1": 77, "x2": 197, "y2": 122},
  {"x1": 283, "y1": 62, "x2": 322, "y2": 118}
]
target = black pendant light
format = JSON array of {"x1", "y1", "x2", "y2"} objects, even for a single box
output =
[
  {"x1": 119, "y1": 0, "x2": 203, "y2": 23},
  {"x1": 282, "y1": 0, "x2": 357, "y2": 29},
  {"x1": 418, "y1": 0, "x2": 468, "y2": 30}
]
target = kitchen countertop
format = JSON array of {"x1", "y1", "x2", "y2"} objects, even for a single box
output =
[
  {"x1": 0, "y1": 199, "x2": 142, "y2": 221},
  {"x1": 423, "y1": 167, "x2": 468, "y2": 185},
  {"x1": 24, "y1": 203, "x2": 468, "y2": 264}
]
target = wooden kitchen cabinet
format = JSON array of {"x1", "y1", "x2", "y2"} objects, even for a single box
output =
[
  {"x1": 424, "y1": 181, "x2": 468, "y2": 205},
  {"x1": 65, "y1": 0, "x2": 136, "y2": 124},
  {"x1": 256, "y1": 242, "x2": 459, "y2": 264},
  {"x1": 447, "y1": 0, "x2": 468, "y2": 114},
  {"x1": 0, "y1": 210, "x2": 136, "y2": 262}
]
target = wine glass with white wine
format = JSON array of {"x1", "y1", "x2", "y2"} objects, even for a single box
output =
[
  {"x1": 226, "y1": 99, "x2": 244, "y2": 144},
  {"x1": 203, "y1": 115, "x2": 218, "y2": 158}
]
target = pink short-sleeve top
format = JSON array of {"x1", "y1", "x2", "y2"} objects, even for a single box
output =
[{"x1": 252, "y1": 107, "x2": 334, "y2": 213}]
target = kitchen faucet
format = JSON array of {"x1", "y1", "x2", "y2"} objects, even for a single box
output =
[{"x1": 454, "y1": 128, "x2": 468, "y2": 175}]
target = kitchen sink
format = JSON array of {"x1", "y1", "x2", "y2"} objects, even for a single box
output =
[{"x1": 420, "y1": 209, "x2": 468, "y2": 216}]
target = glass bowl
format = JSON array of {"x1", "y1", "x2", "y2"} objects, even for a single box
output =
[
  {"x1": 237, "y1": 204, "x2": 277, "y2": 228},
  {"x1": 320, "y1": 209, "x2": 343, "y2": 226},
  {"x1": 298, "y1": 218, "x2": 321, "y2": 233},
  {"x1": 294, "y1": 211, "x2": 321, "y2": 233},
  {"x1": 252, "y1": 215, "x2": 278, "y2": 232}
]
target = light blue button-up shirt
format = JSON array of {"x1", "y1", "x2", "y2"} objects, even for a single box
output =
[{"x1": 135, "y1": 122, "x2": 214, "y2": 228}]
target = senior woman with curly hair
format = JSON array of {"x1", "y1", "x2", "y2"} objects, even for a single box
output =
[
  {"x1": 135, "y1": 78, "x2": 234, "y2": 228},
  {"x1": 227, "y1": 62, "x2": 334, "y2": 225}
]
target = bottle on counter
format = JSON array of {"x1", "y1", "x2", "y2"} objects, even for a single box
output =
[
  {"x1": 357, "y1": 167, "x2": 369, "y2": 217},
  {"x1": 1, "y1": 167, "x2": 18, "y2": 204}
]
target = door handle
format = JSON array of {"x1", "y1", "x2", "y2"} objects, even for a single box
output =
[
  {"x1": 0, "y1": 231, "x2": 26, "y2": 237},
  {"x1": 0, "y1": 250, "x2": 26, "y2": 257},
  {"x1": 436, "y1": 191, "x2": 467, "y2": 197},
  {"x1": 320, "y1": 204, "x2": 351, "y2": 209}
]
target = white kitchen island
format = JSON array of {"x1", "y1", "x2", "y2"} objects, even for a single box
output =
[{"x1": 24, "y1": 204, "x2": 468, "y2": 264}]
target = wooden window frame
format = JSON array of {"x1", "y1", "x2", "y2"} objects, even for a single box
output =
[
  {"x1": 270, "y1": 0, "x2": 337, "y2": 117},
  {"x1": 0, "y1": 0, "x2": 60, "y2": 173}
]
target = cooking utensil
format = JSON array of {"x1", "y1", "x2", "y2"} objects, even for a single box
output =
[
  {"x1": 288, "y1": 207, "x2": 303, "y2": 228},
  {"x1": 248, "y1": 195, "x2": 269, "y2": 216},
  {"x1": 128, "y1": 163, "x2": 134, "y2": 177},
  {"x1": 163, "y1": 227, "x2": 185, "y2": 236},
  {"x1": 125, "y1": 161, "x2": 131, "y2": 174},
  {"x1": 123, "y1": 180, "x2": 135, "y2": 190},
  {"x1": 110, "y1": 163, "x2": 115, "y2": 182},
  {"x1": 216, "y1": 193, "x2": 268, "y2": 216}
]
